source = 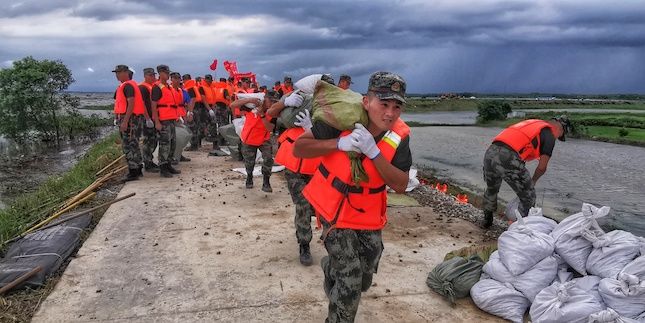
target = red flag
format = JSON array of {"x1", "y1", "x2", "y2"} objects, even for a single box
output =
[{"x1": 209, "y1": 59, "x2": 218, "y2": 71}]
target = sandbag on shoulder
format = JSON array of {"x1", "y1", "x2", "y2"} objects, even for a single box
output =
[
  {"x1": 586, "y1": 230, "x2": 642, "y2": 279},
  {"x1": 588, "y1": 308, "x2": 642, "y2": 323},
  {"x1": 482, "y1": 251, "x2": 558, "y2": 302},
  {"x1": 551, "y1": 203, "x2": 610, "y2": 275},
  {"x1": 599, "y1": 273, "x2": 645, "y2": 319},
  {"x1": 508, "y1": 207, "x2": 557, "y2": 235},
  {"x1": 426, "y1": 255, "x2": 484, "y2": 304},
  {"x1": 470, "y1": 278, "x2": 530, "y2": 323},
  {"x1": 530, "y1": 280, "x2": 606, "y2": 323},
  {"x1": 498, "y1": 213, "x2": 555, "y2": 276}
]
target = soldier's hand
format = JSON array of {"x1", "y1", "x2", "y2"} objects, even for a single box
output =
[
  {"x1": 186, "y1": 112, "x2": 194, "y2": 123},
  {"x1": 119, "y1": 119, "x2": 129, "y2": 133},
  {"x1": 208, "y1": 109, "x2": 216, "y2": 119},
  {"x1": 155, "y1": 120, "x2": 162, "y2": 131},
  {"x1": 145, "y1": 118, "x2": 154, "y2": 128}
]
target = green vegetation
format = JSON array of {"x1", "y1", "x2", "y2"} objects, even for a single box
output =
[
  {"x1": 0, "y1": 132, "x2": 121, "y2": 246},
  {"x1": 405, "y1": 98, "x2": 478, "y2": 112},
  {"x1": 477, "y1": 100, "x2": 512, "y2": 123},
  {"x1": 0, "y1": 56, "x2": 108, "y2": 145},
  {"x1": 81, "y1": 104, "x2": 113, "y2": 110}
]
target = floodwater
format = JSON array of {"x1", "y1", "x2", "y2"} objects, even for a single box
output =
[{"x1": 409, "y1": 125, "x2": 645, "y2": 237}]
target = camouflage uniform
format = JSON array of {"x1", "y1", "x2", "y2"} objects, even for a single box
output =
[
  {"x1": 320, "y1": 218, "x2": 383, "y2": 323},
  {"x1": 158, "y1": 120, "x2": 176, "y2": 166},
  {"x1": 141, "y1": 121, "x2": 158, "y2": 164},
  {"x1": 189, "y1": 104, "x2": 209, "y2": 147},
  {"x1": 482, "y1": 143, "x2": 536, "y2": 217},
  {"x1": 118, "y1": 114, "x2": 143, "y2": 169},
  {"x1": 284, "y1": 169, "x2": 315, "y2": 245},
  {"x1": 219, "y1": 123, "x2": 242, "y2": 160},
  {"x1": 213, "y1": 102, "x2": 230, "y2": 146},
  {"x1": 241, "y1": 141, "x2": 273, "y2": 176}
]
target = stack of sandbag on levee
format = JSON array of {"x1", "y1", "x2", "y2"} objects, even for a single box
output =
[
  {"x1": 471, "y1": 210, "x2": 556, "y2": 322},
  {"x1": 585, "y1": 229, "x2": 643, "y2": 279},
  {"x1": 598, "y1": 254, "x2": 645, "y2": 320},
  {"x1": 426, "y1": 255, "x2": 484, "y2": 305},
  {"x1": 550, "y1": 203, "x2": 610, "y2": 275},
  {"x1": 529, "y1": 275, "x2": 606, "y2": 322},
  {"x1": 508, "y1": 207, "x2": 557, "y2": 235},
  {"x1": 589, "y1": 308, "x2": 644, "y2": 323}
]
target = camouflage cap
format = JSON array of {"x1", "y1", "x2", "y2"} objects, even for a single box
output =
[
  {"x1": 112, "y1": 64, "x2": 129, "y2": 73},
  {"x1": 266, "y1": 90, "x2": 280, "y2": 101},
  {"x1": 321, "y1": 74, "x2": 335, "y2": 85},
  {"x1": 284, "y1": 76, "x2": 292, "y2": 82},
  {"x1": 552, "y1": 115, "x2": 573, "y2": 141},
  {"x1": 170, "y1": 72, "x2": 181, "y2": 78},
  {"x1": 143, "y1": 67, "x2": 156, "y2": 75},
  {"x1": 339, "y1": 74, "x2": 353, "y2": 84},
  {"x1": 368, "y1": 71, "x2": 406, "y2": 103},
  {"x1": 182, "y1": 74, "x2": 191, "y2": 80},
  {"x1": 204, "y1": 74, "x2": 213, "y2": 80},
  {"x1": 156, "y1": 64, "x2": 170, "y2": 73}
]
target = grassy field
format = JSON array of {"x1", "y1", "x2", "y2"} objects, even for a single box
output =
[
  {"x1": 0, "y1": 132, "x2": 122, "y2": 246},
  {"x1": 80, "y1": 104, "x2": 112, "y2": 110},
  {"x1": 405, "y1": 98, "x2": 479, "y2": 112}
]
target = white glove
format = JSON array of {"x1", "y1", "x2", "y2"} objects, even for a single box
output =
[
  {"x1": 251, "y1": 108, "x2": 259, "y2": 116},
  {"x1": 146, "y1": 118, "x2": 154, "y2": 128},
  {"x1": 337, "y1": 134, "x2": 360, "y2": 153},
  {"x1": 350, "y1": 123, "x2": 380, "y2": 159},
  {"x1": 294, "y1": 109, "x2": 312, "y2": 130},
  {"x1": 284, "y1": 92, "x2": 304, "y2": 107},
  {"x1": 208, "y1": 109, "x2": 215, "y2": 119},
  {"x1": 179, "y1": 117, "x2": 185, "y2": 124}
]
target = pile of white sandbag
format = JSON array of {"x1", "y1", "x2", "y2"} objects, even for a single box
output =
[
  {"x1": 471, "y1": 203, "x2": 645, "y2": 322},
  {"x1": 471, "y1": 209, "x2": 558, "y2": 322}
]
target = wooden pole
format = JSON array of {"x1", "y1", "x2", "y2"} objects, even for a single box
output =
[
  {"x1": 38, "y1": 193, "x2": 136, "y2": 231},
  {"x1": 0, "y1": 266, "x2": 42, "y2": 295},
  {"x1": 95, "y1": 155, "x2": 125, "y2": 177},
  {"x1": 24, "y1": 192, "x2": 96, "y2": 235}
]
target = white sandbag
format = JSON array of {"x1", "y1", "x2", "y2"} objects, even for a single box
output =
[
  {"x1": 294, "y1": 74, "x2": 323, "y2": 94},
  {"x1": 232, "y1": 116, "x2": 245, "y2": 137},
  {"x1": 599, "y1": 273, "x2": 645, "y2": 319},
  {"x1": 509, "y1": 207, "x2": 558, "y2": 235},
  {"x1": 551, "y1": 203, "x2": 610, "y2": 275},
  {"x1": 173, "y1": 123, "x2": 191, "y2": 161},
  {"x1": 530, "y1": 280, "x2": 606, "y2": 323},
  {"x1": 232, "y1": 165, "x2": 285, "y2": 177},
  {"x1": 621, "y1": 255, "x2": 645, "y2": 281},
  {"x1": 588, "y1": 308, "x2": 642, "y2": 323},
  {"x1": 236, "y1": 92, "x2": 265, "y2": 108},
  {"x1": 586, "y1": 230, "x2": 642, "y2": 279},
  {"x1": 483, "y1": 251, "x2": 558, "y2": 302},
  {"x1": 498, "y1": 213, "x2": 555, "y2": 275},
  {"x1": 470, "y1": 279, "x2": 530, "y2": 323},
  {"x1": 572, "y1": 275, "x2": 605, "y2": 305}
]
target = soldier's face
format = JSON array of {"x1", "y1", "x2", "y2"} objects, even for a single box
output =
[
  {"x1": 363, "y1": 93, "x2": 403, "y2": 132},
  {"x1": 338, "y1": 80, "x2": 350, "y2": 90}
]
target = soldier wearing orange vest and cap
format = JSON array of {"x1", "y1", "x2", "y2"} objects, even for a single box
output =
[
  {"x1": 294, "y1": 71, "x2": 412, "y2": 323},
  {"x1": 150, "y1": 64, "x2": 181, "y2": 178},
  {"x1": 112, "y1": 64, "x2": 145, "y2": 181},
  {"x1": 481, "y1": 116, "x2": 571, "y2": 228},
  {"x1": 139, "y1": 67, "x2": 160, "y2": 173}
]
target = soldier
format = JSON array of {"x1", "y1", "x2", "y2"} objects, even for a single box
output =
[
  {"x1": 294, "y1": 72, "x2": 412, "y2": 322},
  {"x1": 481, "y1": 116, "x2": 571, "y2": 228},
  {"x1": 139, "y1": 67, "x2": 160, "y2": 172},
  {"x1": 230, "y1": 90, "x2": 280, "y2": 192},
  {"x1": 209, "y1": 77, "x2": 232, "y2": 155},
  {"x1": 338, "y1": 74, "x2": 353, "y2": 90},
  {"x1": 150, "y1": 64, "x2": 181, "y2": 178},
  {"x1": 112, "y1": 64, "x2": 145, "y2": 181},
  {"x1": 267, "y1": 74, "x2": 335, "y2": 266},
  {"x1": 278, "y1": 76, "x2": 294, "y2": 97}
]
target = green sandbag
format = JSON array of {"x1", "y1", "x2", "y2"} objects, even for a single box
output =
[
  {"x1": 312, "y1": 81, "x2": 369, "y2": 185},
  {"x1": 278, "y1": 92, "x2": 314, "y2": 128},
  {"x1": 443, "y1": 242, "x2": 497, "y2": 263},
  {"x1": 426, "y1": 255, "x2": 484, "y2": 305}
]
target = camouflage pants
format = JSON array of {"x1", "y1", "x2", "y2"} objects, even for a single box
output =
[
  {"x1": 189, "y1": 105, "x2": 210, "y2": 147},
  {"x1": 211, "y1": 103, "x2": 230, "y2": 146},
  {"x1": 321, "y1": 219, "x2": 383, "y2": 323},
  {"x1": 241, "y1": 141, "x2": 273, "y2": 176},
  {"x1": 118, "y1": 114, "x2": 142, "y2": 169},
  {"x1": 482, "y1": 143, "x2": 536, "y2": 217},
  {"x1": 141, "y1": 121, "x2": 158, "y2": 164},
  {"x1": 158, "y1": 120, "x2": 176, "y2": 166},
  {"x1": 220, "y1": 123, "x2": 242, "y2": 160},
  {"x1": 284, "y1": 169, "x2": 314, "y2": 245}
]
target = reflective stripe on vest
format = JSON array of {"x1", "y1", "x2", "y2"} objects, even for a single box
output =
[
  {"x1": 114, "y1": 80, "x2": 145, "y2": 115},
  {"x1": 302, "y1": 118, "x2": 410, "y2": 230},
  {"x1": 275, "y1": 127, "x2": 322, "y2": 175},
  {"x1": 240, "y1": 113, "x2": 271, "y2": 146},
  {"x1": 156, "y1": 83, "x2": 178, "y2": 121},
  {"x1": 493, "y1": 119, "x2": 554, "y2": 161}
]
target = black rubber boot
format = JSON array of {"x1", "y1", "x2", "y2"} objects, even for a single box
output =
[
  {"x1": 261, "y1": 175, "x2": 272, "y2": 193},
  {"x1": 168, "y1": 164, "x2": 181, "y2": 174},
  {"x1": 137, "y1": 166, "x2": 144, "y2": 177},
  {"x1": 171, "y1": 158, "x2": 179, "y2": 165},
  {"x1": 299, "y1": 243, "x2": 313, "y2": 266},
  {"x1": 482, "y1": 211, "x2": 494, "y2": 229},
  {"x1": 124, "y1": 168, "x2": 140, "y2": 181},
  {"x1": 245, "y1": 175, "x2": 253, "y2": 189},
  {"x1": 180, "y1": 155, "x2": 191, "y2": 162},
  {"x1": 145, "y1": 162, "x2": 159, "y2": 173},
  {"x1": 160, "y1": 164, "x2": 173, "y2": 178},
  {"x1": 361, "y1": 273, "x2": 373, "y2": 292}
]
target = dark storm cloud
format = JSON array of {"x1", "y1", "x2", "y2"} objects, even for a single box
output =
[{"x1": 1, "y1": 0, "x2": 645, "y2": 93}]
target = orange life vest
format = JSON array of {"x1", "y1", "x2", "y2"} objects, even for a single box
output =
[
  {"x1": 275, "y1": 127, "x2": 322, "y2": 175},
  {"x1": 173, "y1": 86, "x2": 186, "y2": 118},
  {"x1": 114, "y1": 80, "x2": 145, "y2": 115},
  {"x1": 280, "y1": 84, "x2": 293, "y2": 96},
  {"x1": 212, "y1": 81, "x2": 230, "y2": 105},
  {"x1": 493, "y1": 119, "x2": 555, "y2": 161},
  {"x1": 240, "y1": 113, "x2": 271, "y2": 146},
  {"x1": 200, "y1": 82, "x2": 216, "y2": 105},
  {"x1": 155, "y1": 82, "x2": 178, "y2": 121},
  {"x1": 303, "y1": 118, "x2": 410, "y2": 230},
  {"x1": 183, "y1": 79, "x2": 202, "y2": 103},
  {"x1": 273, "y1": 85, "x2": 281, "y2": 92}
]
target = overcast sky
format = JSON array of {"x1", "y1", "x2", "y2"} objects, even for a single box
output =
[{"x1": 1, "y1": 0, "x2": 645, "y2": 94}]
